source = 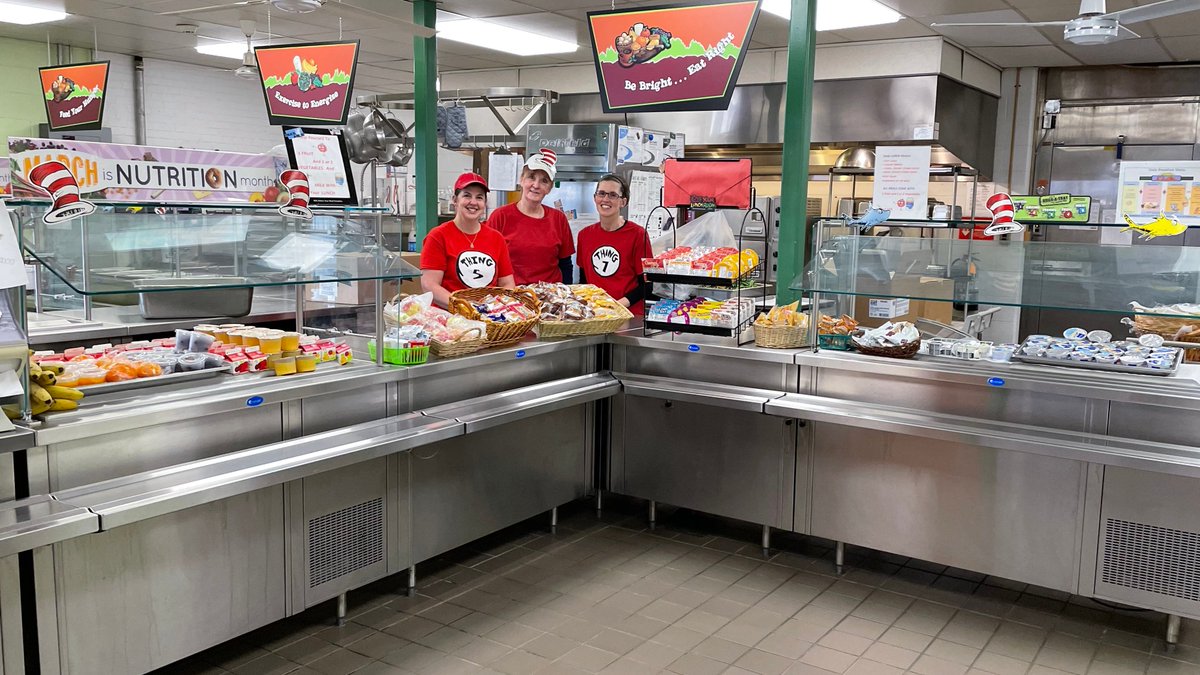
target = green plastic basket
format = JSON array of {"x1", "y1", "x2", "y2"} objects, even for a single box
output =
[
  {"x1": 368, "y1": 341, "x2": 430, "y2": 366},
  {"x1": 818, "y1": 334, "x2": 854, "y2": 351}
]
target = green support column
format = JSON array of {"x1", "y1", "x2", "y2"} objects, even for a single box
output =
[
  {"x1": 775, "y1": 0, "x2": 818, "y2": 303},
  {"x1": 412, "y1": 0, "x2": 438, "y2": 248}
]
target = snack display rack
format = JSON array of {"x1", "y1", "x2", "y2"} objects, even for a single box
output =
[{"x1": 641, "y1": 187, "x2": 770, "y2": 344}]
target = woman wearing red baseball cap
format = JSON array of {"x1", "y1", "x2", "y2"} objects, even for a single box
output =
[
  {"x1": 420, "y1": 172, "x2": 515, "y2": 307},
  {"x1": 487, "y1": 148, "x2": 576, "y2": 285}
]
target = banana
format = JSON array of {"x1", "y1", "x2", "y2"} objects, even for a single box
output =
[
  {"x1": 39, "y1": 363, "x2": 65, "y2": 376},
  {"x1": 45, "y1": 385, "x2": 83, "y2": 401},
  {"x1": 2, "y1": 405, "x2": 19, "y2": 420},
  {"x1": 28, "y1": 360, "x2": 41, "y2": 377},
  {"x1": 48, "y1": 399, "x2": 77, "y2": 412},
  {"x1": 30, "y1": 383, "x2": 52, "y2": 406},
  {"x1": 33, "y1": 371, "x2": 56, "y2": 387},
  {"x1": 30, "y1": 399, "x2": 50, "y2": 415}
]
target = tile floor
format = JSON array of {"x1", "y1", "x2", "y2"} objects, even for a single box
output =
[{"x1": 154, "y1": 499, "x2": 1200, "y2": 675}]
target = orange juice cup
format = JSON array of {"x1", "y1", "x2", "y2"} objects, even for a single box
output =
[
  {"x1": 259, "y1": 332, "x2": 283, "y2": 355},
  {"x1": 272, "y1": 356, "x2": 297, "y2": 376},
  {"x1": 296, "y1": 354, "x2": 318, "y2": 373},
  {"x1": 281, "y1": 331, "x2": 301, "y2": 352},
  {"x1": 240, "y1": 331, "x2": 260, "y2": 348}
]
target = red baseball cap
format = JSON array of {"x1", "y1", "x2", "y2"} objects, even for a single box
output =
[{"x1": 454, "y1": 172, "x2": 489, "y2": 193}]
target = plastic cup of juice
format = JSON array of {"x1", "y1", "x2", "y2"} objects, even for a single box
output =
[
  {"x1": 281, "y1": 332, "x2": 301, "y2": 352},
  {"x1": 296, "y1": 354, "x2": 318, "y2": 373},
  {"x1": 259, "y1": 332, "x2": 283, "y2": 355},
  {"x1": 240, "y1": 331, "x2": 261, "y2": 348},
  {"x1": 272, "y1": 356, "x2": 297, "y2": 376}
]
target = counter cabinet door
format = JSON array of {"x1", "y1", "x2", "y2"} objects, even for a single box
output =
[{"x1": 619, "y1": 395, "x2": 797, "y2": 529}]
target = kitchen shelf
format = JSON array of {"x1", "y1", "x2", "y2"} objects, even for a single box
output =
[{"x1": 643, "y1": 319, "x2": 751, "y2": 338}]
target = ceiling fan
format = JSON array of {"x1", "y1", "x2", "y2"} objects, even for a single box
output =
[
  {"x1": 931, "y1": 0, "x2": 1200, "y2": 45},
  {"x1": 159, "y1": 0, "x2": 435, "y2": 38},
  {"x1": 228, "y1": 19, "x2": 258, "y2": 79}
]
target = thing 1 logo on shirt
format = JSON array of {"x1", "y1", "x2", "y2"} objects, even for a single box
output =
[
  {"x1": 591, "y1": 246, "x2": 621, "y2": 278},
  {"x1": 457, "y1": 251, "x2": 497, "y2": 287}
]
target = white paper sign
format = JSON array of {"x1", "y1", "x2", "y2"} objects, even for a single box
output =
[
  {"x1": 289, "y1": 134, "x2": 352, "y2": 200},
  {"x1": 617, "y1": 126, "x2": 644, "y2": 165},
  {"x1": 629, "y1": 170, "x2": 668, "y2": 239},
  {"x1": 873, "y1": 146, "x2": 931, "y2": 219},
  {"x1": 1117, "y1": 160, "x2": 1200, "y2": 226},
  {"x1": 487, "y1": 152, "x2": 521, "y2": 192},
  {"x1": 0, "y1": 202, "x2": 29, "y2": 290}
]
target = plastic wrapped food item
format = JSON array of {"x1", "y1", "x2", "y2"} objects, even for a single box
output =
[
  {"x1": 188, "y1": 331, "x2": 215, "y2": 353},
  {"x1": 177, "y1": 353, "x2": 208, "y2": 372},
  {"x1": 105, "y1": 363, "x2": 139, "y2": 382},
  {"x1": 174, "y1": 329, "x2": 192, "y2": 352}
]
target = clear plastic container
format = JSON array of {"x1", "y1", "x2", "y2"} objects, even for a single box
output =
[
  {"x1": 296, "y1": 354, "x2": 318, "y2": 373},
  {"x1": 75, "y1": 368, "x2": 107, "y2": 386},
  {"x1": 240, "y1": 331, "x2": 260, "y2": 348},
  {"x1": 258, "y1": 332, "x2": 283, "y2": 355},
  {"x1": 281, "y1": 332, "x2": 301, "y2": 352},
  {"x1": 272, "y1": 356, "x2": 297, "y2": 376}
]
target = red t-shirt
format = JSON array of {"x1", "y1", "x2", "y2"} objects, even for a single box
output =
[
  {"x1": 487, "y1": 203, "x2": 575, "y2": 285},
  {"x1": 419, "y1": 221, "x2": 514, "y2": 293},
  {"x1": 577, "y1": 220, "x2": 652, "y2": 316}
]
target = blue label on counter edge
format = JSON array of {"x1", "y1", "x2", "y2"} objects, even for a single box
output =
[
  {"x1": 688, "y1": 344, "x2": 700, "y2": 352},
  {"x1": 246, "y1": 396, "x2": 264, "y2": 407},
  {"x1": 515, "y1": 350, "x2": 526, "y2": 359},
  {"x1": 987, "y1": 377, "x2": 1005, "y2": 387}
]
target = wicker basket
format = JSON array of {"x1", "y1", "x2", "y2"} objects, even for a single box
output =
[
  {"x1": 449, "y1": 288, "x2": 540, "y2": 347},
  {"x1": 852, "y1": 337, "x2": 921, "y2": 359},
  {"x1": 431, "y1": 327, "x2": 486, "y2": 358},
  {"x1": 538, "y1": 304, "x2": 634, "y2": 338},
  {"x1": 754, "y1": 323, "x2": 809, "y2": 349}
]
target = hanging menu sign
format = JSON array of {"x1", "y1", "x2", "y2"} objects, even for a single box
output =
[
  {"x1": 254, "y1": 41, "x2": 360, "y2": 126},
  {"x1": 38, "y1": 61, "x2": 109, "y2": 131},
  {"x1": 587, "y1": 1, "x2": 761, "y2": 113},
  {"x1": 873, "y1": 146, "x2": 931, "y2": 220}
]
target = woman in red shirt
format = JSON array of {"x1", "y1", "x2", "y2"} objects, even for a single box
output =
[
  {"x1": 487, "y1": 148, "x2": 575, "y2": 285},
  {"x1": 420, "y1": 172, "x2": 515, "y2": 307},
  {"x1": 576, "y1": 174, "x2": 653, "y2": 315}
]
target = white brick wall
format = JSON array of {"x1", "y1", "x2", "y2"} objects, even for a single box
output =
[{"x1": 96, "y1": 51, "x2": 136, "y2": 144}]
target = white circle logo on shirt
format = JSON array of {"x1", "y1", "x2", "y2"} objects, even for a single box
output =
[
  {"x1": 591, "y1": 246, "x2": 621, "y2": 278},
  {"x1": 456, "y1": 251, "x2": 497, "y2": 288}
]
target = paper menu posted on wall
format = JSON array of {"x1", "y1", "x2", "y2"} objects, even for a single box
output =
[
  {"x1": 629, "y1": 170, "x2": 668, "y2": 239},
  {"x1": 873, "y1": 146, "x2": 931, "y2": 219},
  {"x1": 487, "y1": 152, "x2": 521, "y2": 192},
  {"x1": 1118, "y1": 161, "x2": 1200, "y2": 225},
  {"x1": 0, "y1": 202, "x2": 30, "y2": 290},
  {"x1": 289, "y1": 133, "x2": 351, "y2": 200}
]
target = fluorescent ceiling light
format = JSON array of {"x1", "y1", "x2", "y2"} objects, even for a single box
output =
[
  {"x1": 196, "y1": 41, "x2": 248, "y2": 60},
  {"x1": 0, "y1": 2, "x2": 68, "y2": 25},
  {"x1": 762, "y1": 0, "x2": 901, "y2": 31},
  {"x1": 437, "y1": 17, "x2": 577, "y2": 56}
]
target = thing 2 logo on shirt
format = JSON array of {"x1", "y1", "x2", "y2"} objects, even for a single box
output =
[
  {"x1": 591, "y1": 246, "x2": 621, "y2": 278},
  {"x1": 457, "y1": 251, "x2": 497, "y2": 288}
]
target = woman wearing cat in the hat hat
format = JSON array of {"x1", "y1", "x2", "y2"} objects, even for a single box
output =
[{"x1": 486, "y1": 148, "x2": 576, "y2": 285}]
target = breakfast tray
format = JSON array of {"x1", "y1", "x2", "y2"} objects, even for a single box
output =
[{"x1": 1011, "y1": 342, "x2": 1182, "y2": 376}]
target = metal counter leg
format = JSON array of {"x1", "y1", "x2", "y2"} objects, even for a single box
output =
[
  {"x1": 648, "y1": 500, "x2": 656, "y2": 530},
  {"x1": 336, "y1": 593, "x2": 348, "y2": 627},
  {"x1": 595, "y1": 489, "x2": 603, "y2": 515},
  {"x1": 1167, "y1": 614, "x2": 1182, "y2": 647},
  {"x1": 550, "y1": 506, "x2": 558, "y2": 534},
  {"x1": 762, "y1": 525, "x2": 772, "y2": 558},
  {"x1": 407, "y1": 566, "x2": 417, "y2": 597},
  {"x1": 835, "y1": 541, "x2": 845, "y2": 576}
]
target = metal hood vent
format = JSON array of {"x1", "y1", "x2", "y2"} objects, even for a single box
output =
[{"x1": 555, "y1": 76, "x2": 998, "y2": 180}]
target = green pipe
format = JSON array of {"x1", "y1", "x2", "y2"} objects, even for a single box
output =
[
  {"x1": 412, "y1": 0, "x2": 438, "y2": 249},
  {"x1": 775, "y1": 0, "x2": 817, "y2": 304}
]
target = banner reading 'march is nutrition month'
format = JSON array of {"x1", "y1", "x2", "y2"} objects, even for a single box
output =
[{"x1": 587, "y1": 0, "x2": 760, "y2": 113}]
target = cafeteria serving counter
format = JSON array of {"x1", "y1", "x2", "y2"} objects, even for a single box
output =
[{"x1": 3, "y1": 328, "x2": 1200, "y2": 672}]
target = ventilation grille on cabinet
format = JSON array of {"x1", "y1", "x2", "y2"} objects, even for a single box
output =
[
  {"x1": 1101, "y1": 518, "x2": 1200, "y2": 602},
  {"x1": 308, "y1": 497, "x2": 384, "y2": 588}
]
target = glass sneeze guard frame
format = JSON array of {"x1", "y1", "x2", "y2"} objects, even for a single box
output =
[{"x1": 793, "y1": 219, "x2": 1200, "y2": 349}]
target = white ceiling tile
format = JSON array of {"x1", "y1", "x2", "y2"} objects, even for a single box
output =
[
  {"x1": 969, "y1": 45, "x2": 1081, "y2": 67},
  {"x1": 1159, "y1": 35, "x2": 1200, "y2": 60},
  {"x1": 1060, "y1": 36, "x2": 1173, "y2": 64}
]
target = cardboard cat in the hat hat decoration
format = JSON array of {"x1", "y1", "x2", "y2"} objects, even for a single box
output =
[
  {"x1": 278, "y1": 170, "x2": 313, "y2": 220},
  {"x1": 27, "y1": 160, "x2": 96, "y2": 225},
  {"x1": 984, "y1": 192, "x2": 1025, "y2": 237}
]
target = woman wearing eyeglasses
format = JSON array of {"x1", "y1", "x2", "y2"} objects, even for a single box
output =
[{"x1": 576, "y1": 174, "x2": 653, "y2": 315}]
